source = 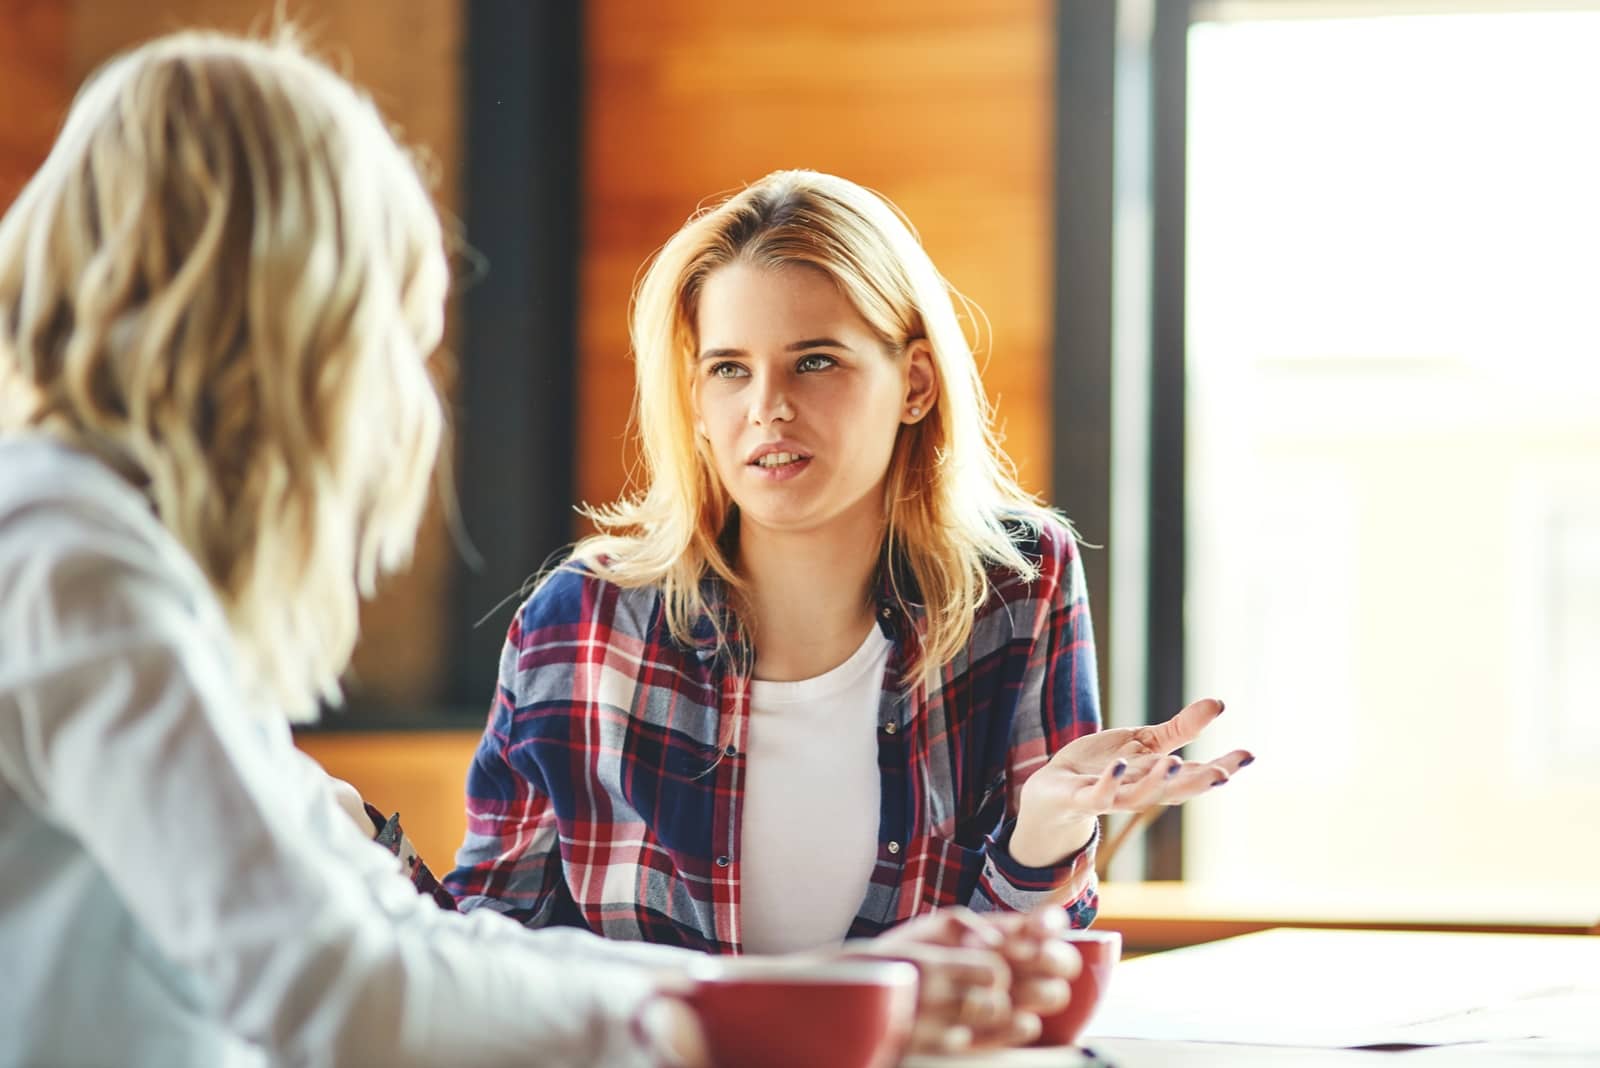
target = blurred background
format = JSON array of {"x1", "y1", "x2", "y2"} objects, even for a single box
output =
[{"x1": 4, "y1": 0, "x2": 1596, "y2": 943}]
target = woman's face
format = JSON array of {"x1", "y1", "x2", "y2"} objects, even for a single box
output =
[{"x1": 692, "y1": 261, "x2": 932, "y2": 541}]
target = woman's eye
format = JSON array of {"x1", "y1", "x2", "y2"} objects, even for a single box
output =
[
  {"x1": 796, "y1": 353, "x2": 837, "y2": 373},
  {"x1": 709, "y1": 362, "x2": 748, "y2": 379}
]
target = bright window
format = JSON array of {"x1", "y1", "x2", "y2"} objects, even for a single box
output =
[{"x1": 1181, "y1": 9, "x2": 1600, "y2": 902}]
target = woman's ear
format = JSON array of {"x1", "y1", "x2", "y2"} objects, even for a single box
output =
[{"x1": 902, "y1": 339, "x2": 938, "y2": 423}]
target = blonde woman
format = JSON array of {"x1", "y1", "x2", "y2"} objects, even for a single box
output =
[
  {"x1": 0, "y1": 33, "x2": 1080, "y2": 1068},
  {"x1": 449, "y1": 172, "x2": 1252, "y2": 994}
]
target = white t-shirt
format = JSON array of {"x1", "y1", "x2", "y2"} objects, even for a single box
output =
[
  {"x1": 739, "y1": 626, "x2": 891, "y2": 954},
  {"x1": 0, "y1": 436, "x2": 688, "y2": 1068}
]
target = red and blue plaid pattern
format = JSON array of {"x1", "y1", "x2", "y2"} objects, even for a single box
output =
[{"x1": 445, "y1": 516, "x2": 1101, "y2": 953}]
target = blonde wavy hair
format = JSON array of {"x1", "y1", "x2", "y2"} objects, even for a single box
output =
[
  {"x1": 0, "y1": 32, "x2": 447, "y2": 722},
  {"x1": 578, "y1": 169, "x2": 1054, "y2": 679}
]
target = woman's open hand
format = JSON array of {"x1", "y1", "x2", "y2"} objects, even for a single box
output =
[{"x1": 1012, "y1": 698, "x2": 1254, "y2": 867}]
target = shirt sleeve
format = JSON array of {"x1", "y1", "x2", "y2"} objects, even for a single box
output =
[
  {"x1": 444, "y1": 598, "x2": 580, "y2": 929},
  {"x1": 966, "y1": 518, "x2": 1102, "y2": 925},
  {"x1": 0, "y1": 531, "x2": 687, "y2": 1068}
]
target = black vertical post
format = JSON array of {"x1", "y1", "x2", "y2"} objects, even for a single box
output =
[
  {"x1": 1144, "y1": 0, "x2": 1190, "y2": 881},
  {"x1": 452, "y1": 0, "x2": 584, "y2": 705},
  {"x1": 1053, "y1": 1, "x2": 1118, "y2": 709}
]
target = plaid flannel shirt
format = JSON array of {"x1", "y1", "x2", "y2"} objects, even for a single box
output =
[{"x1": 445, "y1": 514, "x2": 1101, "y2": 954}]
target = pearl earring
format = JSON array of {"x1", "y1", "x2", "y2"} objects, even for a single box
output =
[{"x1": 909, "y1": 406, "x2": 922, "y2": 417}]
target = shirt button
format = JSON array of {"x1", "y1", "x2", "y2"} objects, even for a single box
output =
[
  {"x1": 715, "y1": 856, "x2": 730, "y2": 867},
  {"x1": 883, "y1": 722, "x2": 897, "y2": 735},
  {"x1": 887, "y1": 841, "x2": 901, "y2": 855},
  {"x1": 879, "y1": 606, "x2": 893, "y2": 619},
  {"x1": 723, "y1": 745, "x2": 737, "y2": 756}
]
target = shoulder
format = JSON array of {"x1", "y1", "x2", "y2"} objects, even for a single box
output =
[
  {"x1": 990, "y1": 508, "x2": 1082, "y2": 592},
  {"x1": 1003, "y1": 509, "x2": 1079, "y2": 565},
  {"x1": 0, "y1": 438, "x2": 208, "y2": 633},
  {"x1": 969, "y1": 509, "x2": 1088, "y2": 652},
  {"x1": 0, "y1": 439, "x2": 231, "y2": 696},
  {"x1": 510, "y1": 555, "x2": 664, "y2": 648}
]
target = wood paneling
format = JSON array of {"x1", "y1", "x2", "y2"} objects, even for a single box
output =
[
  {"x1": 66, "y1": 0, "x2": 464, "y2": 705},
  {"x1": 0, "y1": 0, "x2": 69, "y2": 211},
  {"x1": 578, "y1": 0, "x2": 1056, "y2": 518},
  {"x1": 296, "y1": 730, "x2": 482, "y2": 872}
]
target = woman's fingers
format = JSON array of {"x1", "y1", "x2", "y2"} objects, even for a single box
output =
[
  {"x1": 917, "y1": 949, "x2": 1010, "y2": 1005},
  {"x1": 634, "y1": 994, "x2": 710, "y2": 1068},
  {"x1": 1012, "y1": 975, "x2": 1071, "y2": 1015},
  {"x1": 966, "y1": 1010, "x2": 1044, "y2": 1051},
  {"x1": 1077, "y1": 760, "x2": 1126, "y2": 810},
  {"x1": 1097, "y1": 755, "x2": 1181, "y2": 810},
  {"x1": 1139, "y1": 697, "x2": 1224, "y2": 753},
  {"x1": 1151, "y1": 752, "x2": 1255, "y2": 805},
  {"x1": 906, "y1": 947, "x2": 1015, "y2": 1054},
  {"x1": 1092, "y1": 748, "x2": 1256, "y2": 812},
  {"x1": 909, "y1": 1016, "x2": 975, "y2": 1054},
  {"x1": 893, "y1": 906, "x2": 1004, "y2": 951},
  {"x1": 1214, "y1": 749, "x2": 1255, "y2": 775}
]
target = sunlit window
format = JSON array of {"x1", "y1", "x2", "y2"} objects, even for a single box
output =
[{"x1": 1181, "y1": 9, "x2": 1600, "y2": 904}]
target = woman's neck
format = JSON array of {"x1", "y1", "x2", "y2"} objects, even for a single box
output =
[{"x1": 736, "y1": 508, "x2": 883, "y2": 683}]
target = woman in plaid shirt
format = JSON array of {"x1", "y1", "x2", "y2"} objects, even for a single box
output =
[{"x1": 448, "y1": 171, "x2": 1252, "y2": 1051}]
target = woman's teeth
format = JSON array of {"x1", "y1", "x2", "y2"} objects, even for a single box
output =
[{"x1": 755, "y1": 452, "x2": 803, "y2": 467}]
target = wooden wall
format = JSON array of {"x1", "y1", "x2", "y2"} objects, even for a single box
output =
[
  {"x1": 0, "y1": 1, "x2": 68, "y2": 210},
  {"x1": 578, "y1": 0, "x2": 1056, "y2": 515}
]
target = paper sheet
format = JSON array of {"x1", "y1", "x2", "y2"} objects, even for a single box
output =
[{"x1": 1086, "y1": 928, "x2": 1600, "y2": 1048}]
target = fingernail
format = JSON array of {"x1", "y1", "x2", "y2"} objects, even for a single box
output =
[
  {"x1": 1166, "y1": 761, "x2": 1182, "y2": 777},
  {"x1": 1216, "y1": 701, "x2": 1226, "y2": 713},
  {"x1": 1239, "y1": 755, "x2": 1255, "y2": 767},
  {"x1": 1211, "y1": 777, "x2": 1228, "y2": 787},
  {"x1": 1112, "y1": 760, "x2": 1128, "y2": 778}
]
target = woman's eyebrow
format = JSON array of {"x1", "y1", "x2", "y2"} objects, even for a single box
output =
[
  {"x1": 786, "y1": 337, "x2": 853, "y2": 352},
  {"x1": 697, "y1": 337, "x2": 856, "y2": 362}
]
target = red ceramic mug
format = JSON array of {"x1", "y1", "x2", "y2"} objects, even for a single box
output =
[
  {"x1": 678, "y1": 957, "x2": 918, "y2": 1068},
  {"x1": 1034, "y1": 929, "x2": 1121, "y2": 1047}
]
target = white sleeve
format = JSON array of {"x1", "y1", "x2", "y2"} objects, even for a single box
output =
[{"x1": 0, "y1": 535, "x2": 694, "y2": 1068}]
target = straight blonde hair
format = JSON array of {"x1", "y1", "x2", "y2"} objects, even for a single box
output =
[
  {"x1": 0, "y1": 31, "x2": 447, "y2": 721},
  {"x1": 577, "y1": 170, "x2": 1055, "y2": 679}
]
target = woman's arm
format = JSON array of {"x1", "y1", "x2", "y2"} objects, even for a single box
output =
[
  {"x1": 442, "y1": 687, "x2": 577, "y2": 925},
  {"x1": 1, "y1": 534, "x2": 681, "y2": 1068},
  {"x1": 442, "y1": 591, "x2": 592, "y2": 929},
  {"x1": 964, "y1": 520, "x2": 1102, "y2": 924}
]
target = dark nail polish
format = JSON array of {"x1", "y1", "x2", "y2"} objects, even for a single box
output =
[
  {"x1": 1166, "y1": 761, "x2": 1182, "y2": 777},
  {"x1": 1112, "y1": 760, "x2": 1128, "y2": 778},
  {"x1": 1239, "y1": 755, "x2": 1255, "y2": 767}
]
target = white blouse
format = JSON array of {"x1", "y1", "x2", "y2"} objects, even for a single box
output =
[{"x1": 0, "y1": 436, "x2": 690, "y2": 1068}]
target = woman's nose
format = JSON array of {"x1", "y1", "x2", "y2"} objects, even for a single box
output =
[{"x1": 748, "y1": 376, "x2": 793, "y2": 425}]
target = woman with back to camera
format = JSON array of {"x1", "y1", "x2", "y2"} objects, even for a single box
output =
[
  {"x1": 448, "y1": 170, "x2": 1254, "y2": 1048},
  {"x1": 0, "y1": 34, "x2": 1068, "y2": 1066}
]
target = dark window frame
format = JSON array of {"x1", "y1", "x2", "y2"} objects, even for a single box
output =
[{"x1": 1054, "y1": 0, "x2": 1191, "y2": 878}]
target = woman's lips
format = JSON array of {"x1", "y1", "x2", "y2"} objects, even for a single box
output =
[{"x1": 746, "y1": 454, "x2": 812, "y2": 482}]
